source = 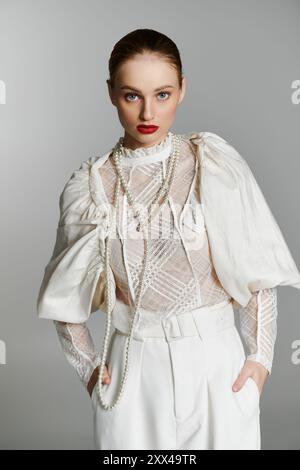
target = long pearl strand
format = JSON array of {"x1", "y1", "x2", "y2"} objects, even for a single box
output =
[
  {"x1": 94, "y1": 133, "x2": 182, "y2": 411},
  {"x1": 117, "y1": 134, "x2": 181, "y2": 232}
]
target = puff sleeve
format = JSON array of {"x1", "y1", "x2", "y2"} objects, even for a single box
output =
[
  {"x1": 36, "y1": 156, "x2": 116, "y2": 323},
  {"x1": 189, "y1": 131, "x2": 300, "y2": 308}
]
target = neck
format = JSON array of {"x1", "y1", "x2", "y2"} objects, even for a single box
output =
[{"x1": 122, "y1": 131, "x2": 169, "y2": 151}]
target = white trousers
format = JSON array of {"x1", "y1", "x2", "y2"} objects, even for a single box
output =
[{"x1": 91, "y1": 301, "x2": 261, "y2": 450}]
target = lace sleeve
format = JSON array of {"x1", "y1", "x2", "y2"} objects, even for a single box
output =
[
  {"x1": 53, "y1": 320, "x2": 102, "y2": 389},
  {"x1": 238, "y1": 287, "x2": 278, "y2": 375}
]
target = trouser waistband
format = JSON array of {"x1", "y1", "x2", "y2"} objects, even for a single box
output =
[{"x1": 114, "y1": 299, "x2": 235, "y2": 342}]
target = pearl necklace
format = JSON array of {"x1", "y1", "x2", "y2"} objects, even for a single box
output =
[{"x1": 94, "y1": 133, "x2": 182, "y2": 410}]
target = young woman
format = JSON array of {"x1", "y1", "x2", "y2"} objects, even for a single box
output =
[{"x1": 37, "y1": 29, "x2": 300, "y2": 450}]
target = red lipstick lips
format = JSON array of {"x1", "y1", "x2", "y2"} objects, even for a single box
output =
[{"x1": 137, "y1": 125, "x2": 159, "y2": 134}]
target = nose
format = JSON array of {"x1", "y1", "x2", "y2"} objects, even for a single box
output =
[{"x1": 139, "y1": 98, "x2": 154, "y2": 121}]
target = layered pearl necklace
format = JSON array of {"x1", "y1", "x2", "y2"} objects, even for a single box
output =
[{"x1": 94, "y1": 132, "x2": 182, "y2": 410}]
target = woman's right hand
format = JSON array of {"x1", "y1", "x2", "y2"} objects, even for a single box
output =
[{"x1": 87, "y1": 364, "x2": 111, "y2": 397}]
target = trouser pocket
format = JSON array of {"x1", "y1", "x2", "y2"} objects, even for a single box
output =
[
  {"x1": 202, "y1": 325, "x2": 260, "y2": 420},
  {"x1": 230, "y1": 327, "x2": 261, "y2": 417}
]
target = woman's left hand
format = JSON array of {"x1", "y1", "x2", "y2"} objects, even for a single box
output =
[{"x1": 232, "y1": 360, "x2": 269, "y2": 396}]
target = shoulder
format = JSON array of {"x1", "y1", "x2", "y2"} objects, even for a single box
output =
[
  {"x1": 183, "y1": 131, "x2": 252, "y2": 185},
  {"x1": 61, "y1": 156, "x2": 98, "y2": 193},
  {"x1": 58, "y1": 154, "x2": 109, "y2": 225},
  {"x1": 58, "y1": 157, "x2": 94, "y2": 213},
  {"x1": 187, "y1": 131, "x2": 250, "y2": 174},
  {"x1": 61, "y1": 156, "x2": 98, "y2": 197},
  {"x1": 184, "y1": 130, "x2": 244, "y2": 158},
  {"x1": 60, "y1": 151, "x2": 111, "y2": 199}
]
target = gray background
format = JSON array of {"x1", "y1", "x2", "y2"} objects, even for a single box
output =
[{"x1": 0, "y1": 0, "x2": 299, "y2": 450}]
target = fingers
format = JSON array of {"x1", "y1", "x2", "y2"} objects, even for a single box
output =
[
  {"x1": 232, "y1": 361, "x2": 269, "y2": 395},
  {"x1": 88, "y1": 364, "x2": 111, "y2": 397},
  {"x1": 100, "y1": 364, "x2": 111, "y2": 385},
  {"x1": 232, "y1": 367, "x2": 250, "y2": 393}
]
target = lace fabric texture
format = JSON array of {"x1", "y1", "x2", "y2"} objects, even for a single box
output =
[
  {"x1": 53, "y1": 133, "x2": 279, "y2": 390},
  {"x1": 53, "y1": 320, "x2": 102, "y2": 388},
  {"x1": 238, "y1": 287, "x2": 278, "y2": 373},
  {"x1": 101, "y1": 137, "x2": 232, "y2": 321}
]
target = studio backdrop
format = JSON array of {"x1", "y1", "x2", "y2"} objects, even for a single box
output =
[{"x1": 0, "y1": 0, "x2": 300, "y2": 450}]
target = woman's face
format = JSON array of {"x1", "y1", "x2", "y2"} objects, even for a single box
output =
[{"x1": 107, "y1": 53, "x2": 186, "y2": 149}]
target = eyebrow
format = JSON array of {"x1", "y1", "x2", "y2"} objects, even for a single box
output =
[{"x1": 120, "y1": 85, "x2": 175, "y2": 92}]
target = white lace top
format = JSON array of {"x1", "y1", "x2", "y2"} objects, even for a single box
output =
[{"x1": 50, "y1": 131, "x2": 284, "y2": 390}]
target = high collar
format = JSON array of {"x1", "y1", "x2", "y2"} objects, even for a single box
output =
[{"x1": 116, "y1": 131, "x2": 174, "y2": 167}]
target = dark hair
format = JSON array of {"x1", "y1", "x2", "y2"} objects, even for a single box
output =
[{"x1": 107, "y1": 29, "x2": 184, "y2": 90}]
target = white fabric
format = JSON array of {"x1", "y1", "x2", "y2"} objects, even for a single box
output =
[
  {"x1": 37, "y1": 130, "x2": 300, "y2": 391},
  {"x1": 100, "y1": 134, "x2": 232, "y2": 326},
  {"x1": 91, "y1": 301, "x2": 261, "y2": 450},
  {"x1": 190, "y1": 131, "x2": 300, "y2": 306},
  {"x1": 53, "y1": 320, "x2": 102, "y2": 387},
  {"x1": 119, "y1": 131, "x2": 173, "y2": 166},
  {"x1": 239, "y1": 288, "x2": 278, "y2": 373}
]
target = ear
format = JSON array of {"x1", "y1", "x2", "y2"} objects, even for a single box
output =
[
  {"x1": 178, "y1": 76, "x2": 186, "y2": 104},
  {"x1": 107, "y1": 80, "x2": 116, "y2": 106}
]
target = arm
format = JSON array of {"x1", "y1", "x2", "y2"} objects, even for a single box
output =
[
  {"x1": 238, "y1": 287, "x2": 278, "y2": 375},
  {"x1": 37, "y1": 156, "x2": 116, "y2": 324},
  {"x1": 232, "y1": 287, "x2": 278, "y2": 395},
  {"x1": 53, "y1": 320, "x2": 103, "y2": 393}
]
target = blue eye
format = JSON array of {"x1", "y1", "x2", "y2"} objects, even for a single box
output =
[
  {"x1": 124, "y1": 91, "x2": 171, "y2": 102},
  {"x1": 125, "y1": 93, "x2": 138, "y2": 102},
  {"x1": 158, "y1": 92, "x2": 170, "y2": 100}
]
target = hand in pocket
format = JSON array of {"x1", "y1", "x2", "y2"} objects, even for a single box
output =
[
  {"x1": 232, "y1": 360, "x2": 269, "y2": 396},
  {"x1": 87, "y1": 363, "x2": 111, "y2": 397}
]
